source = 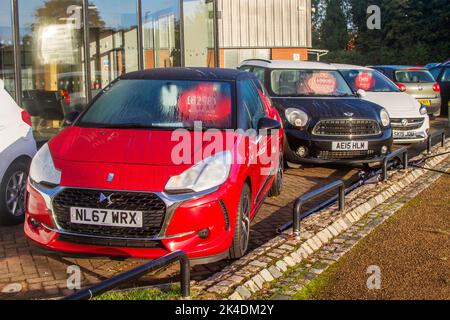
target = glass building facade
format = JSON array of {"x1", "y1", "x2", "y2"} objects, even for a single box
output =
[{"x1": 1, "y1": 0, "x2": 218, "y2": 141}]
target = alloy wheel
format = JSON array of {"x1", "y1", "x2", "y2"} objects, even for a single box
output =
[{"x1": 5, "y1": 171, "x2": 27, "y2": 217}]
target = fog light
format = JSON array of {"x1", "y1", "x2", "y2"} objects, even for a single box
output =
[
  {"x1": 197, "y1": 229, "x2": 210, "y2": 239},
  {"x1": 296, "y1": 147, "x2": 308, "y2": 158},
  {"x1": 381, "y1": 146, "x2": 389, "y2": 155}
]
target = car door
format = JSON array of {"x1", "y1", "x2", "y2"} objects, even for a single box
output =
[
  {"x1": 436, "y1": 67, "x2": 450, "y2": 113},
  {"x1": 238, "y1": 79, "x2": 272, "y2": 209}
]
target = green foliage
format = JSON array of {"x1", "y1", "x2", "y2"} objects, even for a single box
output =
[
  {"x1": 317, "y1": 0, "x2": 450, "y2": 65},
  {"x1": 318, "y1": 0, "x2": 349, "y2": 51}
]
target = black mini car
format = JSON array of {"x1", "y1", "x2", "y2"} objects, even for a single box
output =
[{"x1": 239, "y1": 60, "x2": 393, "y2": 165}]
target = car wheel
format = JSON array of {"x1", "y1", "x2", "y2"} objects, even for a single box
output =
[
  {"x1": 229, "y1": 183, "x2": 251, "y2": 259},
  {"x1": 268, "y1": 151, "x2": 284, "y2": 197},
  {"x1": 0, "y1": 160, "x2": 29, "y2": 225}
]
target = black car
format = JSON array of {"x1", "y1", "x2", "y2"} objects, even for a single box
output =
[
  {"x1": 429, "y1": 61, "x2": 450, "y2": 116},
  {"x1": 239, "y1": 60, "x2": 393, "y2": 165}
]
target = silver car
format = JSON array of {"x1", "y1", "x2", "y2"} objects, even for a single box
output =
[{"x1": 370, "y1": 66, "x2": 442, "y2": 116}]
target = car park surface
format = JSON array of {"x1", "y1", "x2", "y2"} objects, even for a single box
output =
[
  {"x1": 23, "y1": 68, "x2": 284, "y2": 264},
  {"x1": 370, "y1": 65, "x2": 442, "y2": 117},
  {"x1": 335, "y1": 64, "x2": 431, "y2": 144},
  {"x1": 238, "y1": 60, "x2": 393, "y2": 165}
]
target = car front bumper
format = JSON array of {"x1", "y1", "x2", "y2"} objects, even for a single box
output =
[
  {"x1": 285, "y1": 127, "x2": 393, "y2": 165},
  {"x1": 392, "y1": 117, "x2": 430, "y2": 144},
  {"x1": 24, "y1": 180, "x2": 241, "y2": 263}
]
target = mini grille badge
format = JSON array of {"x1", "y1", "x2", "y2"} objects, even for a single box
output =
[
  {"x1": 99, "y1": 193, "x2": 114, "y2": 206},
  {"x1": 344, "y1": 112, "x2": 354, "y2": 117},
  {"x1": 107, "y1": 173, "x2": 115, "y2": 182}
]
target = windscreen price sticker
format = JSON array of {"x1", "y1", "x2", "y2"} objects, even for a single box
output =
[{"x1": 174, "y1": 304, "x2": 275, "y2": 318}]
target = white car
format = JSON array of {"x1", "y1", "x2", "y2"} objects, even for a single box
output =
[
  {"x1": 335, "y1": 64, "x2": 430, "y2": 144},
  {"x1": 0, "y1": 79, "x2": 37, "y2": 225}
]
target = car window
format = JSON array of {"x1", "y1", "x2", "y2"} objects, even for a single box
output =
[
  {"x1": 238, "y1": 80, "x2": 266, "y2": 130},
  {"x1": 239, "y1": 65, "x2": 253, "y2": 72},
  {"x1": 340, "y1": 69, "x2": 400, "y2": 92},
  {"x1": 252, "y1": 67, "x2": 266, "y2": 84},
  {"x1": 441, "y1": 68, "x2": 450, "y2": 82},
  {"x1": 394, "y1": 70, "x2": 435, "y2": 83},
  {"x1": 78, "y1": 79, "x2": 233, "y2": 129},
  {"x1": 270, "y1": 69, "x2": 353, "y2": 97},
  {"x1": 429, "y1": 67, "x2": 443, "y2": 80}
]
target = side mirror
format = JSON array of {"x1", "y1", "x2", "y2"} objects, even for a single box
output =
[
  {"x1": 62, "y1": 111, "x2": 80, "y2": 128},
  {"x1": 258, "y1": 117, "x2": 281, "y2": 135},
  {"x1": 357, "y1": 89, "x2": 367, "y2": 98}
]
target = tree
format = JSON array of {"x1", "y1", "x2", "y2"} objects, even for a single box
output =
[{"x1": 319, "y1": 0, "x2": 349, "y2": 51}]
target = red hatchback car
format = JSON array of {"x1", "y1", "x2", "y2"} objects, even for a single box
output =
[{"x1": 24, "y1": 68, "x2": 284, "y2": 263}]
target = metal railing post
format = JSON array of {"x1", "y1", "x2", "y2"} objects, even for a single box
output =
[
  {"x1": 63, "y1": 251, "x2": 190, "y2": 300},
  {"x1": 382, "y1": 148, "x2": 408, "y2": 181},
  {"x1": 442, "y1": 132, "x2": 446, "y2": 148},
  {"x1": 292, "y1": 180, "x2": 345, "y2": 240}
]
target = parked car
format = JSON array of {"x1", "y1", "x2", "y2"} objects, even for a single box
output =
[
  {"x1": 0, "y1": 79, "x2": 37, "y2": 225},
  {"x1": 428, "y1": 61, "x2": 450, "y2": 116},
  {"x1": 370, "y1": 65, "x2": 442, "y2": 117},
  {"x1": 24, "y1": 68, "x2": 284, "y2": 263},
  {"x1": 335, "y1": 64, "x2": 430, "y2": 144},
  {"x1": 238, "y1": 60, "x2": 393, "y2": 165}
]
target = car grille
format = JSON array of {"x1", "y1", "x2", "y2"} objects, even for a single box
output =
[
  {"x1": 53, "y1": 189, "x2": 166, "y2": 239},
  {"x1": 391, "y1": 118, "x2": 425, "y2": 131},
  {"x1": 58, "y1": 234, "x2": 164, "y2": 249},
  {"x1": 313, "y1": 119, "x2": 381, "y2": 137},
  {"x1": 318, "y1": 150, "x2": 376, "y2": 160}
]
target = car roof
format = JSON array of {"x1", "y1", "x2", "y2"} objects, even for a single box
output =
[
  {"x1": 371, "y1": 65, "x2": 429, "y2": 71},
  {"x1": 331, "y1": 63, "x2": 374, "y2": 71},
  {"x1": 122, "y1": 67, "x2": 252, "y2": 81},
  {"x1": 239, "y1": 59, "x2": 337, "y2": 70}
]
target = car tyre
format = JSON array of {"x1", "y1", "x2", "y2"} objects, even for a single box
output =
[
  {"x1": 268, "y1": 151, "x2": 284, "y2": 197},
  {"x1": 0, "y1": 159, "x2": 29, "y2": 226},
  {"x1": 229, "y1": 183, "x2": 251, "y2": 259}
]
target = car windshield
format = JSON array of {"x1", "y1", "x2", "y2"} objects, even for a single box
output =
[
  {"x1": 270, "y1": 69, "x2": 354, "y2": 97},
  {"x1": 340, "y1": 69, "x2": 400, "y2": 92},
  {"x1": 78, "y1": 79, "x2": 233, "y2": 129},
  {"x1": 394, "y1": 70, "x2": 435, "y2": 83}
]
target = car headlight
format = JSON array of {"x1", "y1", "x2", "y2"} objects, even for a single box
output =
[
  {"x1": 380, "y1": 109, "x2": 390, "y2": 127},
  {"x1": 165, "y1": 151, "x2": 232, "y2": 194},
  {"x1": 419, "y1": 105, "x2": 428, "y2": 115},
  {"x1": 29, "y1": 143, "x2": 61, "y2": 186},
  {"x1": 285, "y1": 108, "x2": 309, "y2": 127}
]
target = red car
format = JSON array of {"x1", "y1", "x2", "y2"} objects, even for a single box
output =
[{"x1": 24, "y1": 68, "x2": 284, "y2": 263}]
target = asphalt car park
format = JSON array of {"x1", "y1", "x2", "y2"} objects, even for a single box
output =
[{"x1": 0, "y1": 117, "x2": 448, "y2": 300}]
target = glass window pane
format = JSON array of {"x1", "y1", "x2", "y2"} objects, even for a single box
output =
[
  {"x1": 142, "y1": 0, "x2": 181, "y2": 68},
  {"x1": 183, "y1": 0, "x2": 215, "y2": 67},
  {"x1": 0, "y1": 0, "x2": 15, "y2": 97},
  {"x1": 89, "y1": 0, "x2": 139, "y2": 91},
  {"x1": 19, "y1": 0, "x2": 87, "y2": 142}
]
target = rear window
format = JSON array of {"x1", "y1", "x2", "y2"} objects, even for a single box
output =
[
  {"x1": 78, "y1": 79, "x2": 233, "y2": 129},
  {"x1": 340, "y1": 70, "x2": 400, "y2": 92},
  {"x1": 394, "y1": 70, "x2": 435, "y2": 83},
  {"x1": 270, "y1": 69, "x2": 353, "y2": 97}
]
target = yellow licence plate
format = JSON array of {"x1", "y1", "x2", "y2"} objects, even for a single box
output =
[{"x1": 418, "y1": 99, "x2": 431, "y2": 106}]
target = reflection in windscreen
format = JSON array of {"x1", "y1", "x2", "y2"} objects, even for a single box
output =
[
  {"x1": 340, "y1": 70, "x2": 400, "y2": 92},
  {"x1": 271, "y1": 69, "x2": 353, "y2": 97},
  {"x1": 79, "y1": 80, "x2": 233, "y2": 129}
]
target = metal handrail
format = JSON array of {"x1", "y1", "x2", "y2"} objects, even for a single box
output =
[
  {"x1": 427, "y1": 130, "x2": 446, "y2": 154},
  {"x1": 63, "y1": 251, "x2": 190, "y2": 300},
  {"x1": 382, "y1": 147, "x2": 409, "y2": 182},
  {"x1": 291, "y1": 180, "x2": 345, "y2": 240}
]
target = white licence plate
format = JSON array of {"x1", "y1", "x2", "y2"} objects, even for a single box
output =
[
  {"x1": 394, "y1": 131, "x2": 416, "y2": 138},
  {"x1": 70, "y1": 207, "x2": 143, "y2": 228},
  {"x1": 332, "y1": 141, "x2": 369, "y2": 151}
]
